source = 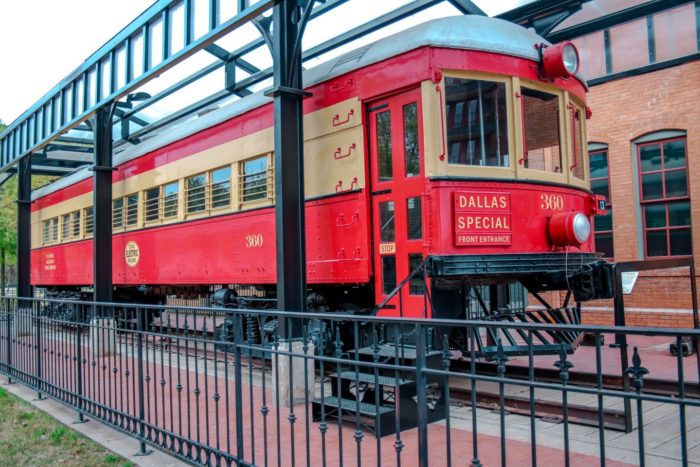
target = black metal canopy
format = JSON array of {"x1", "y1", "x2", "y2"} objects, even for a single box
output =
[{"x1": 0, "y1": 0, "x2": 588, "y2": 179}]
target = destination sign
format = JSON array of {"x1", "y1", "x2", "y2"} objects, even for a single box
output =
[{"x1": 454, "y1": 191, "x2": 512, "y2": 246}]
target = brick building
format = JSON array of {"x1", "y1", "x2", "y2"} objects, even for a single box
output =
[{"x1": 551, "y1": 0, "x2": 700, "y2": 327}]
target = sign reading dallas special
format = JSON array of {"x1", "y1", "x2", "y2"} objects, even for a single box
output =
[{"x1": 453, "y1": 191, "x2": 512, "y2": 246}]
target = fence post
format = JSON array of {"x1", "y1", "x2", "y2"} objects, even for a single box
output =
[
  {"x1": 6, "y1": 298, "x2": 13, "y2": 384},
  {"x1": 34, "y1": 300, "x2": 45, "y2": 400},
  {"x1": 415, "y1": 323, "x2": 428, "y2": 467},
  {"x1": 136, "y1": 307, "x2": 151, "y2": 456},
  {"x1": 234, "y1": 312, "x2": 245, "y2": 462},
  {"x1": 75, "y1": 303, "x2": 86, "y2": 422}
]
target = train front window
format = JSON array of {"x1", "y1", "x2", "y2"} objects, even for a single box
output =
[
  {"x1": 445, "y1": 77, "x2": 509, "y2": 167},
  {"x1": 570, "y1": 105, "x2": 585, "y2": 180},
  {"x1": 521, "y1": 88, "x2": 562, "y2": 173}
]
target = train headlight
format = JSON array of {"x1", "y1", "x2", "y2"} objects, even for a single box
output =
[
  {"x1": 548, "y1": 211, "x2": 591, "y2": 246},
  {"x1": 541, "y1": 42, "x2": 580, "y2": 78}
]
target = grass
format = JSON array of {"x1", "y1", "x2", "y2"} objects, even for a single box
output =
[{"x1": 0, "y1": 387, "x2": 133, "y2": 466}]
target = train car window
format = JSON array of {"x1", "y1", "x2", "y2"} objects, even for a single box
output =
[
  {"x1": 408, "y1": 254, "x2": 424, "y2": 295},
  {"x1": 42, "y1": 220, "x2": 50, "y2": 244},
  {"x1": 126, "y1": 193, "x2": 139, "y2": 226},
  {"x1": 72, "y1": 211, "x2": 81, "y2": 238},
  {"x1": 570, "y1": 105, "x2": 585, "y2": 180},
  {"x1": 51, "y1": 217, "x2": 58, "y2": 242},
  {"x1": 403, "y1": 103, "x2": 419, "y2": 177},
  {"x1": 84, "y1": 207, "x2": 94, "y2": 236},
  {"x1": 163, "y1": 182, "x2": 179, "y2": 218},
  {"x1": 61, "y1": 213, "x2": 71, "y2": 240},
  {"x1": 406, "y1": 197, "x2": 421, "y2": 240},
  {"x1": 376, "y1": 110, "x2": 392, "y2": 181},
  {"x1": 187, "y1": 173, "x2": 207, "y2": 213},
  {"x1": 241, "y1": 157, "x2": 268, "y2": 202},
  {"x1": 379, "y1": 201, "x2": 395, "y2": 242},
  {"x1": 445, "y1": 77, "x2": 509, "y2": 167},
  {"x1": 211, "y1": 166, "x2": 231, "y2": 208},
  {"x1": 382, "y1": 256, "x2": 396, "y2": 294},
  {"x1": 113, "y1": 198, "x2": 124, "y2": 228},
  {"x1": 521, "y1": 88, "x2": 562, "y2": 173},
  {"x1": 145, "y1": 187, "x2": 160, "y2": 222}
]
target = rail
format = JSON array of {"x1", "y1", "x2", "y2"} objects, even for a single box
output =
[{"x1": 0, "y1": 296, "x2": 698, "y2": 466}]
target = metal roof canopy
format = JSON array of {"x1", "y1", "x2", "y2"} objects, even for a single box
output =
[{"x1": 0, "y1": 0, "x2": 592, "y2": 178}]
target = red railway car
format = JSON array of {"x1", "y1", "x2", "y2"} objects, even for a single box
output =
[{"x1": 30, "y1": 16, "x2": 611, "y2": 346}]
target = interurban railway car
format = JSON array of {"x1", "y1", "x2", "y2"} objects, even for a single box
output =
[{"x1": 30, "y1": 16, "x2": 612, "y2": 350}]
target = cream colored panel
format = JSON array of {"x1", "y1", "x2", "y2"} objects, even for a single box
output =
[
  {"x1": 304, "y1": 126, "x2": 365, "y2": 198},
  {"x1": 304, "y1": 98, "x2": 361, "y2": 141},
  {"x1": 421, "y1": 80, "x2": 441, "y2": 177}
]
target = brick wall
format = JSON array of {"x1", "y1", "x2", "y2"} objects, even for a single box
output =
[{"x1": 582, "y1": 60, "x2": 700, "y2": 326}]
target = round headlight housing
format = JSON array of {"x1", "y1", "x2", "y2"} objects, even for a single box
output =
[
  {"x1": 542, "y1": 41, "x2": 580, "y2": 78},
  {"x1": 549, "y1": 211, "x2": 591, "y2": 246}
]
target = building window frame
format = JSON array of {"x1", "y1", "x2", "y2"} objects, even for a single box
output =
[
  {"x1": 588, "y1": 143, "x2": 614, "y2": 258},
  {"x1": 634, "y1": 132, "x2": 691, "y2": 258}
]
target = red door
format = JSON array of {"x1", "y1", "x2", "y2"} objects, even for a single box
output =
[{"x1": 368, "y1": 88, "x2": 428, "y2": 317}]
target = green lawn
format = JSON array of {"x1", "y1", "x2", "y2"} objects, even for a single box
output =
[{"x1": 0, "y1": 387, "x2": 132, "y2": 466}]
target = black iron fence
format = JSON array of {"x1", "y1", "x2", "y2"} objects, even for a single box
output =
[{"x1": 0, "y1": 296, "x2": 698, "y2": 466}]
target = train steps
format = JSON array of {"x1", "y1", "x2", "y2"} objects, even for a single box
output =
[{"x1": 312, "y1": 344, "x2": 446, "y2": 437}]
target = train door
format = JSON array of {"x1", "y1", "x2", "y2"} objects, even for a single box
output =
[{"x1": 368, "y1": 88, "x2": 427, "y2": 317}]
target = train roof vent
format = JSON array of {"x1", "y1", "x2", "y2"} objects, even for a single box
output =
[{"x1": 331, "y1": 44, "x2": 373, "y2": 73}]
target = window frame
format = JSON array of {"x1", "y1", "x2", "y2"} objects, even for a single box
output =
[
  {"x1": 637, "y1": 136, "x2": 691, "y2": 258},
  {"x1": 239, "y1": 155, "x2": 272, "y2": 206},
  {"x1": 518, "y1": 84, "x2": 565, "y2": 179},
  {"x1": 588, "y1": 145, "x2": 614, "y2": 258}
]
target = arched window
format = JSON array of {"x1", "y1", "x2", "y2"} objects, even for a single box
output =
[
  {"x1": 588, "y1": 143, "x2": 613, "y2": 258},
  {"x1": 634, "y1": 131, "x2": 691, "y2": 257}
]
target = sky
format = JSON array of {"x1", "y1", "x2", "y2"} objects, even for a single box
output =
[{"x1": 0, "y1": 0, "x2": 530, "y2": 126}]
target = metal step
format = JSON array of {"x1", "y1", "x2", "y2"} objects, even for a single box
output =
[
  {"x1": 312, "y1": 396, "x2": 394, "y2": 417},
  {"x1": 330, "y1": 371, "x2": 412, "y2": 386},
  {"x1": 354, "y1": 344, "x2": 441, "y2": 359}
]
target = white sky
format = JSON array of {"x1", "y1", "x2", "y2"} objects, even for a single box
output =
[{"x1": 0, "y1": 0, "x2": 530, "y2": 126}]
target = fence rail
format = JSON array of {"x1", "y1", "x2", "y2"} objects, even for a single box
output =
[{"x1": 0, "y1": 296, "x2": 698, "y2": 466}]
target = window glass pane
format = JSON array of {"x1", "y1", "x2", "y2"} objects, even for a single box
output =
[
  {"x1": 571, "y1": 31, "x2": 606, "y2": 79},
  {"x1": 43, "y1": 220, "x2": 50, "y2": 243},
  {"x1": 641, "y1": 173, "x2": 663, "y2": 200},
  {"x1": 85, "y1": 208, "x2": 93, "y2": 235},
  {"x1": 145, "y1": 187, "x2": 160, "y2": 221},
  {"x1": 669, "y1": 228, "x2": 692, "y2": 256},
  {"x1": 522, "y1": 88, "x2": 561, "y2": 173},
  {"x1": 242, "y1": 157, "x2": 268, "y2": 202},
  {"x1": 589, "y1": 150, "x2": 608, "y2": 179},
  {"x1": 668, "y1": 201, "x2": 690, "y2": 227},
  {"x1": 665, "y1": 170, "x2": 687, "y2": 198},
  {"x1": 113, "y1": 198, "x2": 124, "y2": 228},
  {"x1": 639, "y1": 144, "x2": 661, "y2": 172},
  {"x1": 409, "y1": 254, "x2": 424, "y2": 295},
  {"x1": 571, "y1": 107, "x2": 585, "y2": 179},
  {"x1": 407, "y1": 197, "x2": 422, "y2": 240},
  {"x1": 663, "y1": 140, "x2": 686, "y2": 169},
  {"x1": 126, "y1": 194, "x2": 139, "y2": 225},
  {"x1": 445, "y1": 78, "x2": 509, "y2": 167},
  {"x1": 163, "y1": 182, "x2": 179, "y2": 218},
  {"x1": 609, "y1": 18, "x2": 649, "y2": 73},
  {"x1": 654, "y1": 3, "x2": 697, "y2": 62},
  {"x1": 187, "y1": 173, "x2": 206, "y2": 212},
  {"x1": 211, "y1": 166, "x2": 231, "y2": 208},
  {"x1": 62, "y1": 214, "x2": 71, "y2": 239},
  {"x1": 646, "y1": 230, "x2": 668, "y2": 257},
  {"x1": 72, "y1": 211, "x2": 81, "y2": 237},
  {"x1": 376, "y1": 110, "x2": 392, "y2": 181},
  {"x1": 644, "y1": 203, "x2": 666, "y2": 228},
  {"x1": 382, "y1": 255, "x2": 396, "y2": 295},
  {"x1": 51, "y1": 218, "x2": 58, "y2": 241},
  {"x1": 595, "y1": 232, "x2": 614, "y2": 258},
  {"x1": 379, "y1": 201, "x2": 395, "y2": 242},
  {"x1": 590, "y1": 178, "x2": 609, "y2": 199},
  {"x1": 594, "y1": 210, "x2": 613, "y2": 232},
  {"x1": 403, "y1": 102, "x2": 420, "y2": 177}
]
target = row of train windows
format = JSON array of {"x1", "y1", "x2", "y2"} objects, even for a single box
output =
[{"x1": 41, "y1": 156, "x2": 269, "y2": 244}]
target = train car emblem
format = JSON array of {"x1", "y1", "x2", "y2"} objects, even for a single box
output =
[
  {"x1": 124, "y1": 241, "x2": 140, "y2": 267},
  {"x1": 454, "y1": 191, "x2": 512, "y2": 246}
]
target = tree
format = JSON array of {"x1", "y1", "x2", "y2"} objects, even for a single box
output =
[{"x1": 0, "y1": 120, "x2": 55, "y2": 293}]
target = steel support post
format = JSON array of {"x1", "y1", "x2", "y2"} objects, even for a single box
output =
[
  {"x1": 92, "y1": 107, "x2": 114, "y2": 306},
  {"x1": 271, "y1": 0, "x2": 310, "y2": 338},
  {"x1": 17, "y1": 156, "x2": 31, "y2": 299}
]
